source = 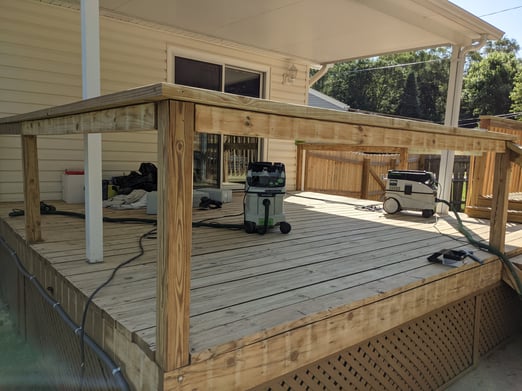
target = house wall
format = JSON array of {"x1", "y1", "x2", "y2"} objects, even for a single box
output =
[{"x1": 0, "y1": 0, "x2": 306, "y2": 202}]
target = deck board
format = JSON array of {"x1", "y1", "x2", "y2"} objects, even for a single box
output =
[{"x1": 2, "y1": 191, "x2": 522, "y2": 364}]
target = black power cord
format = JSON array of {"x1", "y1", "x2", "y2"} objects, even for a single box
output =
[
  {"x1": 79, "y1": 228, "x2": 157, "y2": 387},
  {"x1": 9, "y1": 202, "x2": 157, "y2": 224}
]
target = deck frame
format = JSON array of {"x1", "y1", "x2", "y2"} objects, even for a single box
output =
[{"x1": 0, "y1": 82, "x2": 519, "y2": 390}]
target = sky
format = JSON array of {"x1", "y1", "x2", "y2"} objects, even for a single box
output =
[{"x1": 451, "y1": 0, "x2": 522, "y2": 54}]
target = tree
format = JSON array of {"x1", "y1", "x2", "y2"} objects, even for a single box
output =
[
  {"x1": 511, "y1": 68, "x2": 522, "y2": 116},
  {"x1": 313, "y1": 39, "x2": 522, "y2": 125},
  {"x1": 460, "y1": 51, "x2": 520, "y2": 120},
  {"x1": 396, "y1": 72, "x2": 421, "y2": 118},
  {"x1": 317, "y1": 49, "x2": 450, "y2": 122}
]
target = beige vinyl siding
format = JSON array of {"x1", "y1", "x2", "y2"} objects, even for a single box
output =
[
  {"x1": 0, "y1": 0, "x2": 307, "y2": 202},
  {"x1": 266, "y1": 63, "x2": 308, "y2": 190}
]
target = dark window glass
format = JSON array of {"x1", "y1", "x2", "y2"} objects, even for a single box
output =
[
  {"x1": 175, "y1": 57, "x2": 222, "y2": 91},
  {"x1": 193, "y1": 133, "x2": 221, "y2": 188},
  {"x1": 224, "y1": 67, "x2": 261, "y2": 98}
]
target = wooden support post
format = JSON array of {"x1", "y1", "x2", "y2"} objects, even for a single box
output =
[
  {"x1": 398, "y1": 148, "x2": 408, "y2": 170},
  {"x1": 361, "y1": 157, "x2": 370, "y2": 200},
  {"x1": 296, "y1": 144, "x2": 303, "y2": 191},
  {"x1": 156, "y1": 100, "x2": 194, "y2": 371},
  {"x1": 489, "y1": 151, "x2": 511, "y2": 252},
  {"x1": 466, "y1": 154, "x2": 482, "y2": 208},
  {"x1": 21, "y1": 135, "x2": 42, "y2": 243},
  {"x1": 472, "y1": 293, "x2": 482, "y2": 367}
]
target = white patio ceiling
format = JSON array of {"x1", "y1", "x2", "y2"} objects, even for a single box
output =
[
  {"x1": 51, "y1": 0, "x2": 503, "y2": 64},
  {"x1": 73, "y1": 0, "x2": 504, "y2": 64}
]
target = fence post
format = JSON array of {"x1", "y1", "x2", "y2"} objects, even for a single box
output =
[
  {"x1": 361, "y1": 157, "x2": 370, "y2": 199},
  {"x1": 490, "y1": 151, "x2": 511, "y2": 252}
]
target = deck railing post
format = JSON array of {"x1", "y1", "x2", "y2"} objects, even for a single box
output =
[
  {"x1": 156, "y1": 100, "x2": 194, "y2": 372},
  {"x1": 489, "y1": 150, "x2": 511, "y2": 252},
  {"x1": 21, "y1": 135, "x2": 42, "y2": 243}
]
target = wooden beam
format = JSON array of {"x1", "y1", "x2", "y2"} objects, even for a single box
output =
[
  {"x1": 156, "y1": 100, "x2": 194, "y2": 371},
  {"x1": 481, "y1": 115, "x2": 522, "y2": 132},
  {"x1": 489, "y1": 151, "x2": 511, "y2": 252},
  {"x1": 507, "y1": 142, "x2": 522, "y2": 167},
  {"x1": 20, "y1": 103, "x2": 156, "y2": 135},
  {"x1": 466, "y1": 153, "x2": 486, "y2": 211},
  {"x1": 398, "y1": 148, "x2": 408, "y2": 170},
  {"x1": 195, "y1": 105, "x2": 508, "y2": 153},
  {"x1": 297, "y1": 144, "x2": 405, "y2": 153},
  {"x1": 369, "y1": 167, "x2": 386, "y2": 191},
  {"x1": 21, "y1": 135, "x2": 42, "y2": 243}
]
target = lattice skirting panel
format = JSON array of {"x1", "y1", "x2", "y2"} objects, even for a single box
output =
[
  {"x1": 251, "y1": 283, "x2": 522, "y2": 391},
  {"x1": 23, "y1": 280, "x2": 122, "y2": 391},
  {"x1": 0, "y1": 248, "x2": 122, "y2": 391}
]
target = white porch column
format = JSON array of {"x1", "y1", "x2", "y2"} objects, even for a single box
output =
[
  {"x1": 438, "y1": 38, "x2": 487, "y2": 214},
  {"x1": 438, "y1": 45, "x2": 464, "y2": 214},
  {"x1": 81, "y1": 0, "x2": 103, "y2": 263}
]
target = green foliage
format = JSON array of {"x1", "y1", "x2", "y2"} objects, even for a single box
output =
[
  {"x1": 461, "y1": 51, "x2": 520, "y2": 118},
  {"x1": 316, "y1": 49, "x2": 450, "y2": 122},
  {"x1": 312, "y1": 38, "x2": 522, "y2": 125},
  {"x1": 483, "y1": 37, "x2": 520, "y2": 56},
  {"x1": 397, "y1": 72, "x2": 420, "y2": 118},
  {"x1": 511, "y1": 69, "x2": 522, "y2": 115}
]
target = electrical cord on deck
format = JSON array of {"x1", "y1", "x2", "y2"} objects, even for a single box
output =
[
  {"x1": 79, "y1": 227, "x2": 157, "y2": 389},
  {"x1": 292, "y1": 193, "x2": 382, "y2": 211},
  {"x1": 10, "y1": 202, "x2": 247, "y2": 230},
  {"x1": 0, "y1": 236, "x2": 130, "y2": 391},
  {"x1": 436, "y1": 198, "x2": 522, "y2": 298},
  {"x1": 9, "y1": 202, "x2": 157, "y2": 225},
  {"x1": 192, "y1": 211, "x2": 245, "y2": 230}
]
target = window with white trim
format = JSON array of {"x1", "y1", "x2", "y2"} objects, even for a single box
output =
[{"x1": 173, "y1": 55, "x2": 266, "y2": 188}]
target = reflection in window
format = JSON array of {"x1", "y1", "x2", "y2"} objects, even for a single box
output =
[
  {"x1": 225, "y1": 67, "x2": 261, "y2": 98},
  {"x1": 174, "y1": 56, "x2": 264, "y2": 188}
]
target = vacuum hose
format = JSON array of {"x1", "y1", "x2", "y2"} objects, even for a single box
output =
[
  {"x1": 258, "y1": 198, "x2": 271, "y2": 235},
  {"x1": 436, "y1": 198, "x2": 522, "y2": 298}
]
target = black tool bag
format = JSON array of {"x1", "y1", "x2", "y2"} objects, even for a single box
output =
[{"x1": 112, "y1": 162, "x2": 158, "y2": 194}]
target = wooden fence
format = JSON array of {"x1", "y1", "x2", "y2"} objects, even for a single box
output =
[
  {"x1": 296, "y1": 144, "x2": 416, "y2": 201},
  {"x1": 466, "y1": 117, "x2": 522, "y2": 222},
  {"x1": 297, "y1": 144, "x2": 472, "y2": 211}
]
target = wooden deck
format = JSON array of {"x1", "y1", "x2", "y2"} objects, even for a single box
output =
[
  {"x1": 2, "y1": 83, "x2": 522, "y2": 390},
  {"x1": 2, "y1": 191, "x2": 522, "y2": 389}
]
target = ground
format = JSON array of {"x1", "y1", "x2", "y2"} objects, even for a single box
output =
[
  {"x1": 0, "y1": 300, "x2": 55, "y2": 390},
  {"x1": 446, "y1": 332, "x2": 522, "y2": 390}
]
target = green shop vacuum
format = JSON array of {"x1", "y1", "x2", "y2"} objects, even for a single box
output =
[{"x1": 244, "y1": 162, "x2": 291, "y2": 234}]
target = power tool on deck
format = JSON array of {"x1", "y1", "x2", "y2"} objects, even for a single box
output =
[
  {"x1": 244, "y1": 162, "x2": 291, "y2": 234},
  {"x1": 382, "y1": 169, "x2": 438, "y2": 218}
]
